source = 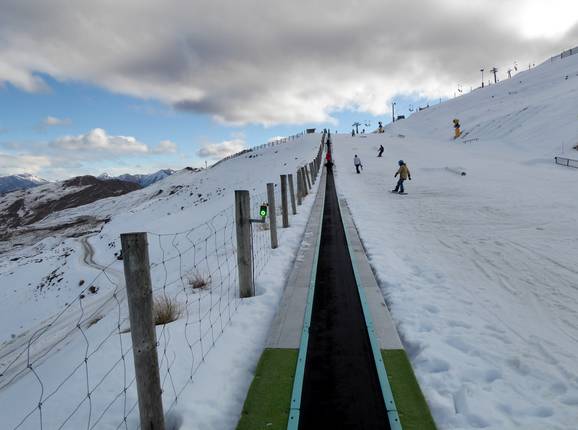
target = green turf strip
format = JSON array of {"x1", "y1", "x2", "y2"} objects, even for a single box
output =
[
  {"x1": 381, "y1": 349, "x2": 437, "y2": 430},
  {"x1": 236, "y1": 348, "x2": 298, "y2": 430}
]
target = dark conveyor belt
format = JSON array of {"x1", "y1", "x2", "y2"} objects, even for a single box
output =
[{"x1": 299, "y1": 168, "x2": 390, "y2": 430}]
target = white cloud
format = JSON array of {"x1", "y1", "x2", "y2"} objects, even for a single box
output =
[
  {"x1": 153, "y1": 140, "x2": 178, "y2": 154},
  {"x1": 0, "y1": 1, "x2": 577, "y2": 125},
  {"x1": 42, "y1": 116, "x2": 71, "y2": 127},
  {"x1": 0, "y1": 152, "x2": 52, "y2": 176},
  {"x1": 52, "y1": 128, "x2": 149, "y2": 154},
  {"x1": 197, "y1": 139, "x2": 246, "y2": 159},
  {"x1": 1, "y1": 131, "x2": 183, "y2": 180}
]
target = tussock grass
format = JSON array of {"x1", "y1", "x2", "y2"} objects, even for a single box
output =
[
  {"x1": 153, "y1": 296, "x2": 182, "y2": 325},
  {"x1": 188, "y1": 273, "x2": 209, "y2": 290}
]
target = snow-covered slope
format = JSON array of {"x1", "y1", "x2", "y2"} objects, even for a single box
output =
[
  {"x1": 392, "y1": 54, "x2": 578, "y2": 157},
  {"x1": 0, "y1": 135, "x2": 321, "y2": 429},
  {"x1": 0, "y1": 173, "x2": 48, "y2": 194},
  {"x1": 332, "y1": 53, "x2": 578, "y2": 430}
]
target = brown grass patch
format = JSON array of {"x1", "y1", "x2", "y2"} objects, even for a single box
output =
[
  {"x1": 188, "y1": 273, "x2": 209, "y2": 290},
  {"x1": 153, "y1": 296, "x2": 182, "y2": 325}
]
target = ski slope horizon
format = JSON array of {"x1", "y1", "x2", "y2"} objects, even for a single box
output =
[
  {"x1": 0, "y1": 50, "x2": 578, "y2": 429},
  {"x1": 331, "y1": 51, "x2": 578, "y2": 429}
]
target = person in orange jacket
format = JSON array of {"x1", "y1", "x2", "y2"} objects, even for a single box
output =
[{"x1": 392, "y1": 160, "x2": 411, "y2": 193}]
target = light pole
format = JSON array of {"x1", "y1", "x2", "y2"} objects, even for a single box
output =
[
  {"x1": 392, "y1": 101, "x2": 396, "y2": 123},
  {"x1": 480, "y1": 68, "x2": 484, "y2": 88}
]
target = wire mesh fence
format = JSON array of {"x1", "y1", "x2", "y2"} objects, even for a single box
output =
[
  {"x1": 0, "y1": 177, "x2": 313, "y2": 429},
  {"x1": 0, "y1": 132, "x2": 326, "y2": 429}
]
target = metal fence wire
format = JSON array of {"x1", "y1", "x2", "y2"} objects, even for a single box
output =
[
  {"x1": 0, "y1": 140, "x2": 323, "y2": 429},
  {"x1": 0, "y1": 196, "x2": 282, "y2": 429}
]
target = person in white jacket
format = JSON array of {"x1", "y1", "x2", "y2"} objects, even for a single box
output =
[{"x1": 354, "y1": 155, "x2": 362, "y2": 174}]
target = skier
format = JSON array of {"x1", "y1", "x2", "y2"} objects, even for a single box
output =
[
  {"x1": 378, "y1": 121, "x2": 384, "y2": 133},
  {"x1": 377, "y1": 145, "x2": 384, "y2": 157},
  {"x1": 354, "y1": 154, "x2": 362, "y2": 174},
  {"x1": 392, "y1": 160, "x2": 411, "y2": 194}
]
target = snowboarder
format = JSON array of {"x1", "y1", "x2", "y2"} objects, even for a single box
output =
[
  {"x1": 378, "y1": 121, "x2": 384, "y2": 133},
  {"x1": 453, "y1": 118, "x2": 461, "y2": 139},
  {"x1": 377, "y1": 145, "x2": 384, "y2": 157},
  {"x1": 392, "y1": 160, "x2": 411, "y2": 194},
  {"x1": 354, "y1": 155, "x2": 362, "y2": 174}
]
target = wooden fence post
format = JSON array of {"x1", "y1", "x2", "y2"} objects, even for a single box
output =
[
  {"x1": 301, "y1": 167, "x2": 308, "y2": 196},
  {"x1": 309, "y1": 162, "x2": 315, "y2": 184},
  {"x1": 120, "y1": 233, "x2": 166, "y2": 430},
  {"x1": 288, "y1": 173, "x2": 297, "y2": 215},
  {"x1": 296, "y1": 170, "x2": 303, "y2": 206},
  {"x1": 267, "y1": 183, "x2": 279, "y2": 248},
  {"x1": 280, "y1": 175, "x2": 289, "y2": 228},
  {"x1": 235, "y1": 190, "x2": 254, "y2": 298},
  {"x1": 305, "y1": 165, "x2": 312, "y2": 190}
]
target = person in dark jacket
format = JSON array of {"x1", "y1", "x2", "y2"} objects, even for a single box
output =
[
  {"x1": 378, "y1": 145, "x2": 384, "y2": 157},
  {"x1": 354, "y1": 155, "x2": 362, "y2": 173},
  {"x1": 392, "y1": 160, "x2": 411, "y2": 193}
]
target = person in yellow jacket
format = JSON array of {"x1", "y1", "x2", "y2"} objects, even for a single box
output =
[
  {"x1": 392, "y1": 160, "x2": 411, "y2": 194},
  {"x1": 453, "y1": 118, "x2": 461, "y2": 139}
]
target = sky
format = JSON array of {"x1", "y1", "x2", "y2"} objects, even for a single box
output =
[{"x1": 1, "y1": 0, "x2": 577, "y2": 180}]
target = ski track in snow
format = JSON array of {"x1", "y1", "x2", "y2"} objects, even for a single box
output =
[
  {"x1": 331, "y1": 54, "x2": 578, "y2": 430},
  {"x1": 0, "y1": 235, "x2": 123, "y2": 392}
]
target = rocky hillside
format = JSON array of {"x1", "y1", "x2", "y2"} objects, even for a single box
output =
[{"x1": 0, "y1": 175, "x2": 140, "y2": 234}]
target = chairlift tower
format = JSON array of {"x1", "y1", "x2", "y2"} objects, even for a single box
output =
[{"x1": 491, "y1": 67, "x2": 498, "y2": 84}]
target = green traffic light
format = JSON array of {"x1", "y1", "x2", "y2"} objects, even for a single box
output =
[{"x1": 259, "y1": 205, "x2": 268, "y2": 218}]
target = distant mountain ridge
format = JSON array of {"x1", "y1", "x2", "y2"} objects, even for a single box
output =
[
  {"x1": 0, "y1": 173, "x2": 48, "y2": 194},
  {"x1": 98, "y1": 169, "x2": 175, "y2": 187},
  {"x1": 0, "y1": 169, "x2": 174, "y2": 195},
  {"x1": 0, "y1": 175, "x2": 141, "y2": 232}
]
